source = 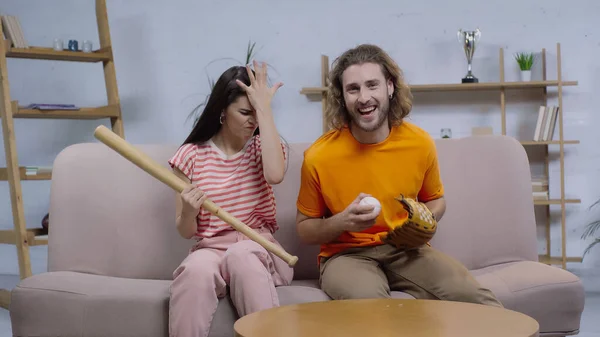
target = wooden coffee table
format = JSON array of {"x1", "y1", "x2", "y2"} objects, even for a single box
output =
[{"x1": 234, "y1": 298, "x2": 539, "y2": 337}]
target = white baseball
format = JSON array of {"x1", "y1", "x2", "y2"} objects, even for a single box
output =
[{"x1": 359, "y1": 196, "x2": 381, "y2": 216}]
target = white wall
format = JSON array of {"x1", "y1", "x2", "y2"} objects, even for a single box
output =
[{"x1": 0, "y1": 0, "x2": 599, "y2": 275}]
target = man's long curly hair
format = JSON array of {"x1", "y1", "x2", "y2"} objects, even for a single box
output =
[{"x1": 325, "y1": 44, "x2": 413, "y2": 130}]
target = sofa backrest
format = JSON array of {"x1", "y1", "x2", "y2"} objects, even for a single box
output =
[
  {"x1": 272, "y1": 135, "x2": 538, "y2": 274},
  {"x1": 47, "y1": 142, "x2": 321, "y2": 281},
  {"x1": 430, "y1": 135, "x2": 538, "y2": 269},
  {"x1": 47, "y1": 134, "x2": 537, "y2": 281},
  {"x1": 48, "y1": 143, "x2": 192, "y2": 280}
]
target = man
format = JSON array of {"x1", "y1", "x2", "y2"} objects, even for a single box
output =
[{"x1": 295, "y1": 44, "x2": 502, "y2": 307}]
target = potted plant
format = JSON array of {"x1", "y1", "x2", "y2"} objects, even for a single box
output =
[
  {"x1": 581, "y1": 197, "x2": 600, "y2": 259},
  {"x1": 514, "y1": 52, "x2": 534, "y2": 81}
]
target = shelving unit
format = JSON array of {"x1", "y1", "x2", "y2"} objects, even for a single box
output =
[
  {"x1": 0, "y1": 0, "x2": 124, "y2": 310},
  {"x1": 300, "y1": 43, "x2": 579, "y2": 270}
]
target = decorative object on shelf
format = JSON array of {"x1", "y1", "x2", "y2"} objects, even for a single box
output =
[
  {"x1": 441, "y1": 128, "x2": 452, "y2": 138},
  {"x1": 457, "y1": 28, "x2": 481, "y2": 83},
  {"x1": 67, "y1": 39, "x2": 78, "y2": 51},
  {"x1": 515, "y1": 52, "x2": 534, "y2": 81},
  {"x1": 82, "y1": 40, "x2": 93, "y2": 53},
  {"x1": 41, "y1": 213, "x2": 49, "y2": 235},
  {"x1": 53, "y1": 38, "x2": 63, "y2": 51}
]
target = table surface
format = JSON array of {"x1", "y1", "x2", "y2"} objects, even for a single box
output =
[{"x1": 233, "y1": 298, "x2": 539, "y2": 337}]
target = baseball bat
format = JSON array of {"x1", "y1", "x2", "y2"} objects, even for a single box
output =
[{"x1": 93, "y1": 125, "x2": 299, "y2": 267}]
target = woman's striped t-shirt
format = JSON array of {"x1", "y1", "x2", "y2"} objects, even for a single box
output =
[{"x1": 168, "y1": 135, "x2": 286, "y2": 239}]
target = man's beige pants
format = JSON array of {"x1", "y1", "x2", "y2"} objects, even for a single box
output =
[{"x1": 319, "y1": 243, "x2": 502, "y2": 307}]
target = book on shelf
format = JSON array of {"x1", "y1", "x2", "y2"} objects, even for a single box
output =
[
  {"x1": 532, "y1": 177, "x2": 548, "y2": 200},
  {"x1": 533, "y1": 105, "x2": 558, "y2": 141},
  {"x1": 532, "y1": 180, "x2": 548, "y2": 192},
  {"x1": 25, "y1": 103, "x2": 80, "y2": 111},
  {"x1": 25, "y1": 166, "x2": 52, "y2": 176},
  {"x1": 1, "y1": 15, "x2": 28, "y2": 48}
]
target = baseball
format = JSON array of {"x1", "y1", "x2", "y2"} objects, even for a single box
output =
[{"x1": 359, "y1": 196, "x2": 381, "y2": 216}]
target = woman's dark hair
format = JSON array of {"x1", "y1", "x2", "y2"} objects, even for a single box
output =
[
  {"x1": 182, "y1": 64, "x2": 291, "y2": 174},
  {"x1": 183, "y1": 65, "x2": 256, "y2": 145}
]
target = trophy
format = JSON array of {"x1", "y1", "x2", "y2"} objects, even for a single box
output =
[{"x1": 457, "y1": 28, "x2": 481, "y2": 83}]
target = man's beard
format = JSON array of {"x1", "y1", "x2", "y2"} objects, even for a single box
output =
[{"x1": 349, "y1": 101, "x2": 389, "y2": 132}]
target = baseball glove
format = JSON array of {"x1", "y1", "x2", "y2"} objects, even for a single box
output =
[{"x1": 385, "y1": 194, "x2": 437, "y2": 250}]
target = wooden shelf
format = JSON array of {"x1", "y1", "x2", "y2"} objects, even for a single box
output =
[
  {"x1": 520, "y1": 140, "x2": 579, "y2": 145},
  {"x1": 0, "y1": 228, "x2": 47, "y2": 245},
  {"x1": 4, "y1": 40, "x2": 112, "y2": 63},
  {"x1": 299, "y1": 87, "x2": 327, "y2": 95},
  {"x1": 0, "y1": 289, "x2": 9, "y2": 310},
  {"x1": 411, "y1": 80, "x2": 578, "y2": 92},
  {"x1": 0, "y1": 167, "x2": 51, "y2": 180},
  {"x1": 0, "y1": 0, "x2": 124, "y2": 284},
  {"x1": 534, "y1": 199, "x2": 581, "y2": 205},
  {"x1": 300, "y1": 80, "x2": 578, "y2": 95},
  {"x1": 10, "y1": 101, "x2": 120, "y2": 119},
  {"x1": 31, "y1": 234, "x2": 48, "y2": 246},
  {"x1": 538, "y1": 255, "x2": 583, "y2": 264}
]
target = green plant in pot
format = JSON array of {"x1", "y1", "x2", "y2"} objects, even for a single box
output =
[
  {"x1": 514, "y1": 52, "x2": 534, "y2": 82},
  {"x1": 581, "y1": 197, "x2": 600, "y2": 259}
]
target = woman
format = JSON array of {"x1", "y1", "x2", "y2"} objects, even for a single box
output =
[{"x1": 168, "y1": 61, "x2": 293, "y2": 337}]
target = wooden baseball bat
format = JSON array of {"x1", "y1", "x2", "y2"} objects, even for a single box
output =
[{"x1": 93, "y1": 125, "x2": 299, "y2": 267}]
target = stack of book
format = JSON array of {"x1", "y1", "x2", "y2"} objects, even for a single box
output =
[
  {"x1": 1, "y1": 15, "x2": 28, "y2": 48},
  {"x1": 25, "y1": 104, "x2": 80, "y2": 111},
  {"x1": 25, "y1": 166, "x2": 52, "y2": 176},
  {"x1": 532, "y1": 177, "x2": 549, "y2": 200},
  {"x1": 533, "y1": 105, "x2": 559, "y2": 141}
]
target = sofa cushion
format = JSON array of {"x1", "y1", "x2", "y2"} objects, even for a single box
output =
[
  {"x1": 10, "y1": 271, "x2": 171, "y2": 337},
  {"x1": 8, "y1": 272, "x2": 335, "y2": 337},
  {"x1": 471, "y1": 261, "x2": 585, "y2": 335},
  {"x1": 279, "y1": 279, "x2": 415, "y2": 300}
]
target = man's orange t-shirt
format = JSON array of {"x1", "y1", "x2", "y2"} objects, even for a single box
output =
[{"x1": 296, "y1": 121, "x2": 445, "y2": 260}]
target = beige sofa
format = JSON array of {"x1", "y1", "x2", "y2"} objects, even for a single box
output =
[{"x1": 9, "y1": 135, "x2": 584, "y2": 337}]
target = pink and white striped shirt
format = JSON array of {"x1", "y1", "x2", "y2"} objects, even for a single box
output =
[{"x1": 168, "y1": 135, "x2": 286, "y2": 239}]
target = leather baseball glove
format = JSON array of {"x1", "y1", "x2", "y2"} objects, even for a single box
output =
[{"x1": 384, "y1": 194, "x2": 437, "y2": 250}]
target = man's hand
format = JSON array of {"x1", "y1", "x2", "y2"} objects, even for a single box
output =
[
  {"x1": 295, "y1": 193, "x2": 379, "y2": 246},
  {"x1": 385, "y1": 194, "x2": 437, "y2": 250},
  {"x1": 331, "y1": 193, "x2": 379, "y2": 233}
]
